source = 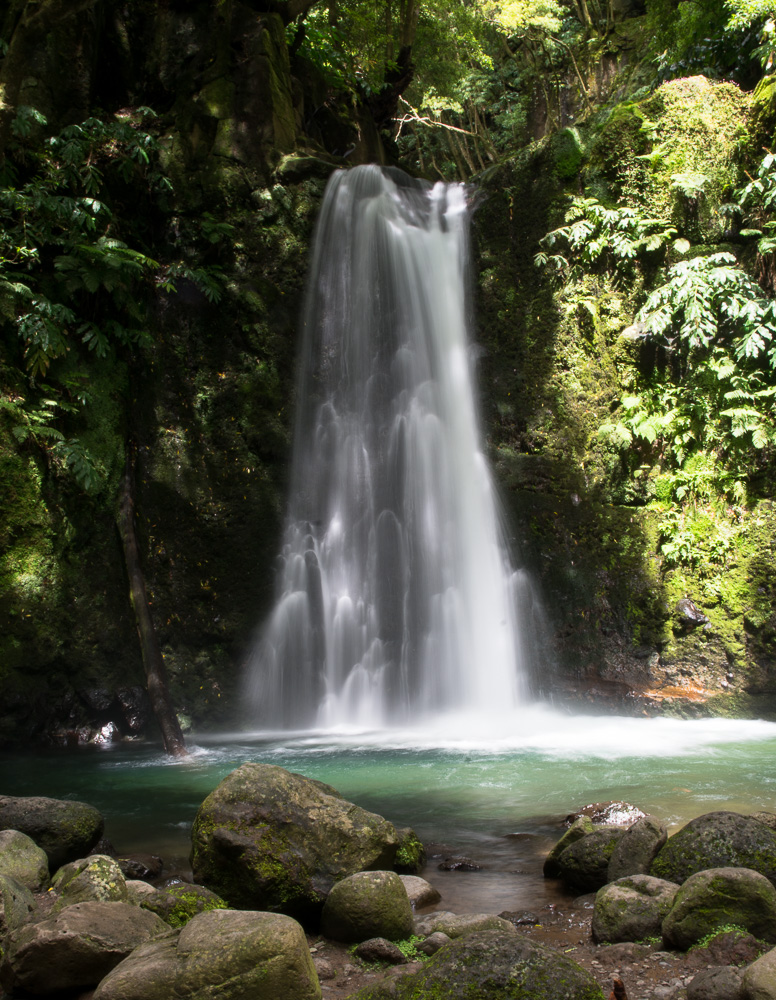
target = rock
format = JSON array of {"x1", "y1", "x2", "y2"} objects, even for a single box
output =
[
  {"x1": 394, "y1": 828, "x2": 426, "y2": 873},
  {"x1": 92, "y1": 909, "x2": 321, "y2": 1000},
  {"x1": 675, "y1": 597, "x2": 709, "y2": 629},
  {"x1": 354, "y1": 937, "x2": 407, "y2": 964},
  {"x1": 126, "y1": 880, "x2": 157, "y2": 904},
  {"x1": 687, "y1": 966, "x2": 744, "y2": 1000},
  {"x1": 437, "y1": 856, "x2": 480, "y2": 870},
  {"x1": 190, "y1": 763, "x2": 401, "y2": 919},
  {"x1": 592, "y1": 875, "x2": 680, "y2": 944},
  {"x1": 415, "y1": 911, "x2": 516, "y2": 938},
  {"x1": 544, "y1": 816, "x2": 594, "y2": 877},
  {"x1": 0, "y1": 795, "x2": 104, "y2": 868},
  {"x1": 0, "y1": 900, "x2": 169, "y2": 995},
  {"x1": 320, "y1": 870, "x2": 414, "y2": 943},
  {"x1": 556, "y1": 827, "x2": 627, "y2": 891},
  {"x1": 399, "y1": 874, "x2": 441, "y2": 909},
  {"x1": 662, "y1": 867, "x2": 776, "y2": 950},
  {"x1": 742, "y1": 944, "x2": 776, "y2": 999},
  {"x1": 499, "y1": 909, "x2": 541, "y2": 926},
  {"x1": 0, "y1": 875, "x2": 37, "y2": 938},
  {"x1": 752, "y1": 812, "x2": 776, "y2": 831},
  {"x1": 417, "y1": 931, "x2": 450, "y2": 955},
  {"x1": 607, "y1": 814, "x2": 667, "y2": 881},
  {"x1": 651, "y1": 812, "x2": 776, "y2": 886},
  {"x1": 117, "y1": 854, "x2": 163, "y2": 881},
  {"x1": 0, "y1": 830, "x2": 49, "y2": 891},
  {"x1": 347, "y1": 929, "x2": 605, "y2": 1000},
  {"x1": 51, "y1": 854, "x2": 128, "y2": 909},
  {"x1": 141, "y1": 883, "x2": 228, "y2": 927},
  {"x1": 687, "y1": 929, "x2": 769, "y2": 968},
  {"x1": 566, "y1": 802, "x2": 646, "y2": 826}
]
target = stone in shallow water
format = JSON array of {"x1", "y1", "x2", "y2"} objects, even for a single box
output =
[{"x1": 437, "y1": 856, "x2": 481, "y2": 871}]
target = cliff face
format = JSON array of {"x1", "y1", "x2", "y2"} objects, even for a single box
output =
[{"x1": 1, "y1": 1, "x2": 775, "y2": 744}]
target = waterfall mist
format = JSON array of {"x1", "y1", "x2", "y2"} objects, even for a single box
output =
[{"x1": 245, "y1": 165, "x2": 544, "y2": 730}]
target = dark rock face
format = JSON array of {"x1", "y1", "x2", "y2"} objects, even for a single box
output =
[
  {"x1": 190, "y1": 763, "x2": 402, "y2": 920},
  {"x1": 555, "y1": 827, "x2": 627, "y2": 892},
  {"x1": 354, "y1": 937, "x2": 407, "y2": 964},
  {"x1": 650, "y1": 811, "x2": 776, "y2": 886},
  {"x1": 0, "y1": 795, "x2": 104, "y2": 868},
  {"x1": 607, "y1": 814, "x2": 667, "y2": 881},
  {"x1": 347, "y1": 929, "x2": 605, "y2": 1000}
]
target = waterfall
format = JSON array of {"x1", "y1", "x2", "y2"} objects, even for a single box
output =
[{"x1": 245, "y1": 165, "x2": 540, "y2": 730}]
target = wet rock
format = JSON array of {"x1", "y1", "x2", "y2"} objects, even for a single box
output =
[
  {"x1": 0, "y1": 830, "x2": 49, "y2": 891},
  {"x1": 141, "y1": 883, "x2": 227, "y2": 928},
  {"x1": 0, "y1": 900, "x2": 168, "y2": 995},
  {"x1": 662, "y1": 867, "x2": 776, "y2": 950},
  {"x1": 399, "y1": 874, "x2": 440, "y2": 909},
  {"x1": 556, "y1": 827, "x2": 627, "y2": 892},
  {"x1": 437, "y1": 856, "x2": 481, "y2": 870},
  {"x1": 499, "y1": 909, "x2": 541, "y2": 926},
  {"x1": 650, "y1": 811, "x2": 776, "y2": 886},
  {"x1": 354, "y1": 937, "x2": 407, "y2": 964},
  {"x1": 566, "y1": 802, "x2": 646, "y2": 826},
  {"x1": 0, "y1": 795, "x2": 104, "y2": 868},
  {"x1": 544, "y1": 816, "x2": 595, "y2": 877},
  {"x1": 116, "y1": 686, "x2": 150, "y2": 733},
  {"x1": 51, "y1": 854, "x2": 128, "y2": 910},
  {"x1": 346, "y1": 929, "x2": 605, "y2": 1000},
  {"x1": 321, "y1": 870, "x2": 414, "y2": 944},
  {"x1": 394, "y1": 828, "x2": 426, "y2": 873},
  {"x1": 417, "y1": 930, "x2": 451, "y2": 955},
  {"x1": 675, "y1": 597, "x2": 709, "y2": 629},
  {"x1": 92, "y1": 909, "x2": 320, "y2": 1000},
  {"x1": 118, "y1": 853, "x2": 164, "y2": 881},
  {"x1": 608, "y1": 814, "x2": 667, "y2": 881},
  {"x1": 0, "y1": 875, "x2": 37, "y2": 938},
  {"x1": 687, "y1": 966, "x2": 744, "y2": 1000},
  {"x1": 190, "y1": 762, "x2": 402, "y2": 920},
  {"x1": 592, "y1": 875, "x2": 679, "y2": 944}
]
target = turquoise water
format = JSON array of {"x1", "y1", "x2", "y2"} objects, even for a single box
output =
[{"x1": 4, "y1": 709, "x2": 776, "y2": 913}]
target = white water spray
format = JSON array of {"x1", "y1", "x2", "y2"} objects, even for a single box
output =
[{"x1": 245, "y1": 165, "x2": 542, "y2": 729}]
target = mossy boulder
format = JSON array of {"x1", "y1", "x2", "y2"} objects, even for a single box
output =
[
  {"x1": 607, "y1": 814, "x2": 667, "y2": 881},
  {"x1": 394, "y1": 827, "x2": 426, "y2": 873},
  {"x1": 543, "y1": 816, "x2": 595, "y2": 877},
  {"x1": 92, "y1": 909, "x2": 321, "y2": 1000},
  {"x1": 555, "y1": 827, "x2": 627, "y2": 892},
  {"x1": 190, "y1": 763, "x2": 402, "y2": 921},
  {"x1": 141, "y1": 883, "x2": 228, "y2": 928},
  {"x1": 321, "y1": 870, "x2": 414, "y2": 944},
  {"x1": 0, "y1": 796, "x2": 104, "y2": 868},
  {"x1": 0, "y1": 830, "x2": 49, "y2": 892},
  {"x1": 415, "y1": 911, "x2": 516, "y2": 939},
  {"x1": 650, "y1": 812, "x2": 776, "y2": 886},
  {"x1": 0, "y1": 900, "x2": 169, "y2": 996},
  {"x1": 0, "y1": 875, "x2": 37, "y2": 939},
  {"x1": 51, "y1": 855, "x2": 128, "y2": 910},
  {"x1": 592, "y1": 874, "x2": 679, "y2": 944},
  {"x1": 347, "y1": 928, "x2": 605, "y2": 1000},
  {"x1": 662, "y1": 867, "x2": 776, "y2": 950}
]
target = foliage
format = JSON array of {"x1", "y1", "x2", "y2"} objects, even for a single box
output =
[{"x1": 0, "y1": 107, "x2": 227, "y2": 492}]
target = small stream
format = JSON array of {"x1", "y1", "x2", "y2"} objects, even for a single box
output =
[{"x1": 3, "y1": 707, "x2": 776, "y2": 914}]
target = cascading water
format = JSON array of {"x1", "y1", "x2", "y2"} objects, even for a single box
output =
[{"x1": 245, "y1": 164, "x2": 543, "y2": 729}]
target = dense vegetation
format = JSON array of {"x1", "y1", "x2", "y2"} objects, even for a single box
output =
[{"x1": 2, "y1": 0, "x2": 776, "y2": 744}]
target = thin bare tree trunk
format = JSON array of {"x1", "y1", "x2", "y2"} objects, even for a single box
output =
[{"x1": 117, "y1": 446, "x2": 188, "y2": 758}]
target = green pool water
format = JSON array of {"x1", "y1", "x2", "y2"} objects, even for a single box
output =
[{"x1": 3, "y1": 708, "x2": 776, "y2": 913}]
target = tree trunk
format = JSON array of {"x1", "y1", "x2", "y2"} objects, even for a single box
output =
[{"x1": 117, "y1": 446, "x2": 188, "y2": 758}]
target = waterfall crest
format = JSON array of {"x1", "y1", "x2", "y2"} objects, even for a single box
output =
[{"x1": 245, "y1": 165, "x2": 539, "y2": 729}]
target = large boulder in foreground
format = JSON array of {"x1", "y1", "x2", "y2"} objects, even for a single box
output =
[
  {"x1": 0, "y1": 875, "x2": 37, "y2": 939},
  {"x1": 348, "y1": 929, "x2": 605, "y2": 1000},
  {"x1": 742, "y1": 944, "x2": 776, "y2": 999},
  {"x1": 321, "y1": 870, "x2": 413, "y2": 943},
  {"x1": 0, "y1": 830, "x2": 49, "y2": 891},
  {"x1": 592, "y1": 875, "x2": 679, "y2": 944},
  {"x1": 51, "y1": 855, "x2": 128, "y2": 910},
  {"x1": 0, "y1": 795, "x2": 104, "y2": 868},
  {"x1": 93, "y1": 909, "x2": 321, "y2": 1000},
  {"x1": 190, "y1": 763, "x2": 401, "y2": 920},
  {"x1": 0, "y1": 901, "x2": 168, "y2": 995},
  {"x1": 650, "y1": 811, "x2": 776, "y2": 886},
  {"x1": 662, "y1": 867, "x2": 776, "y2": 951}
]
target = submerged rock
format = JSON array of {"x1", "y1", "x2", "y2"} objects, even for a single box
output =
[
  {"x1": 347, "y1": 928, "x2": 605, "y2": 1000},
  {"x1": 662, "y1": 867, "x2": 776, "y2": 950},
  {"x1": 92, "y1": 909, "x2": 320, "y2": 1000},
  {"x1": 190, "y1": 763, "x2": 402, "y2": 920},
  {"x1": 0, "y1": 830, "x2": 49, "y2": 891},
  {"x1": 650, "y1": 811, "x2": 776, "y2": 886},
  {"x1": 0, "y1": 795, "x2": 104, "y2": 868},
  {"x1": 321, "y1": 870, "x2": 414, "y2": 943}
]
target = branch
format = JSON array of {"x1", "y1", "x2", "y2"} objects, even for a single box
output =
[{"x1": 395, "y1": 96, "x2": 477, "y2": 137}]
